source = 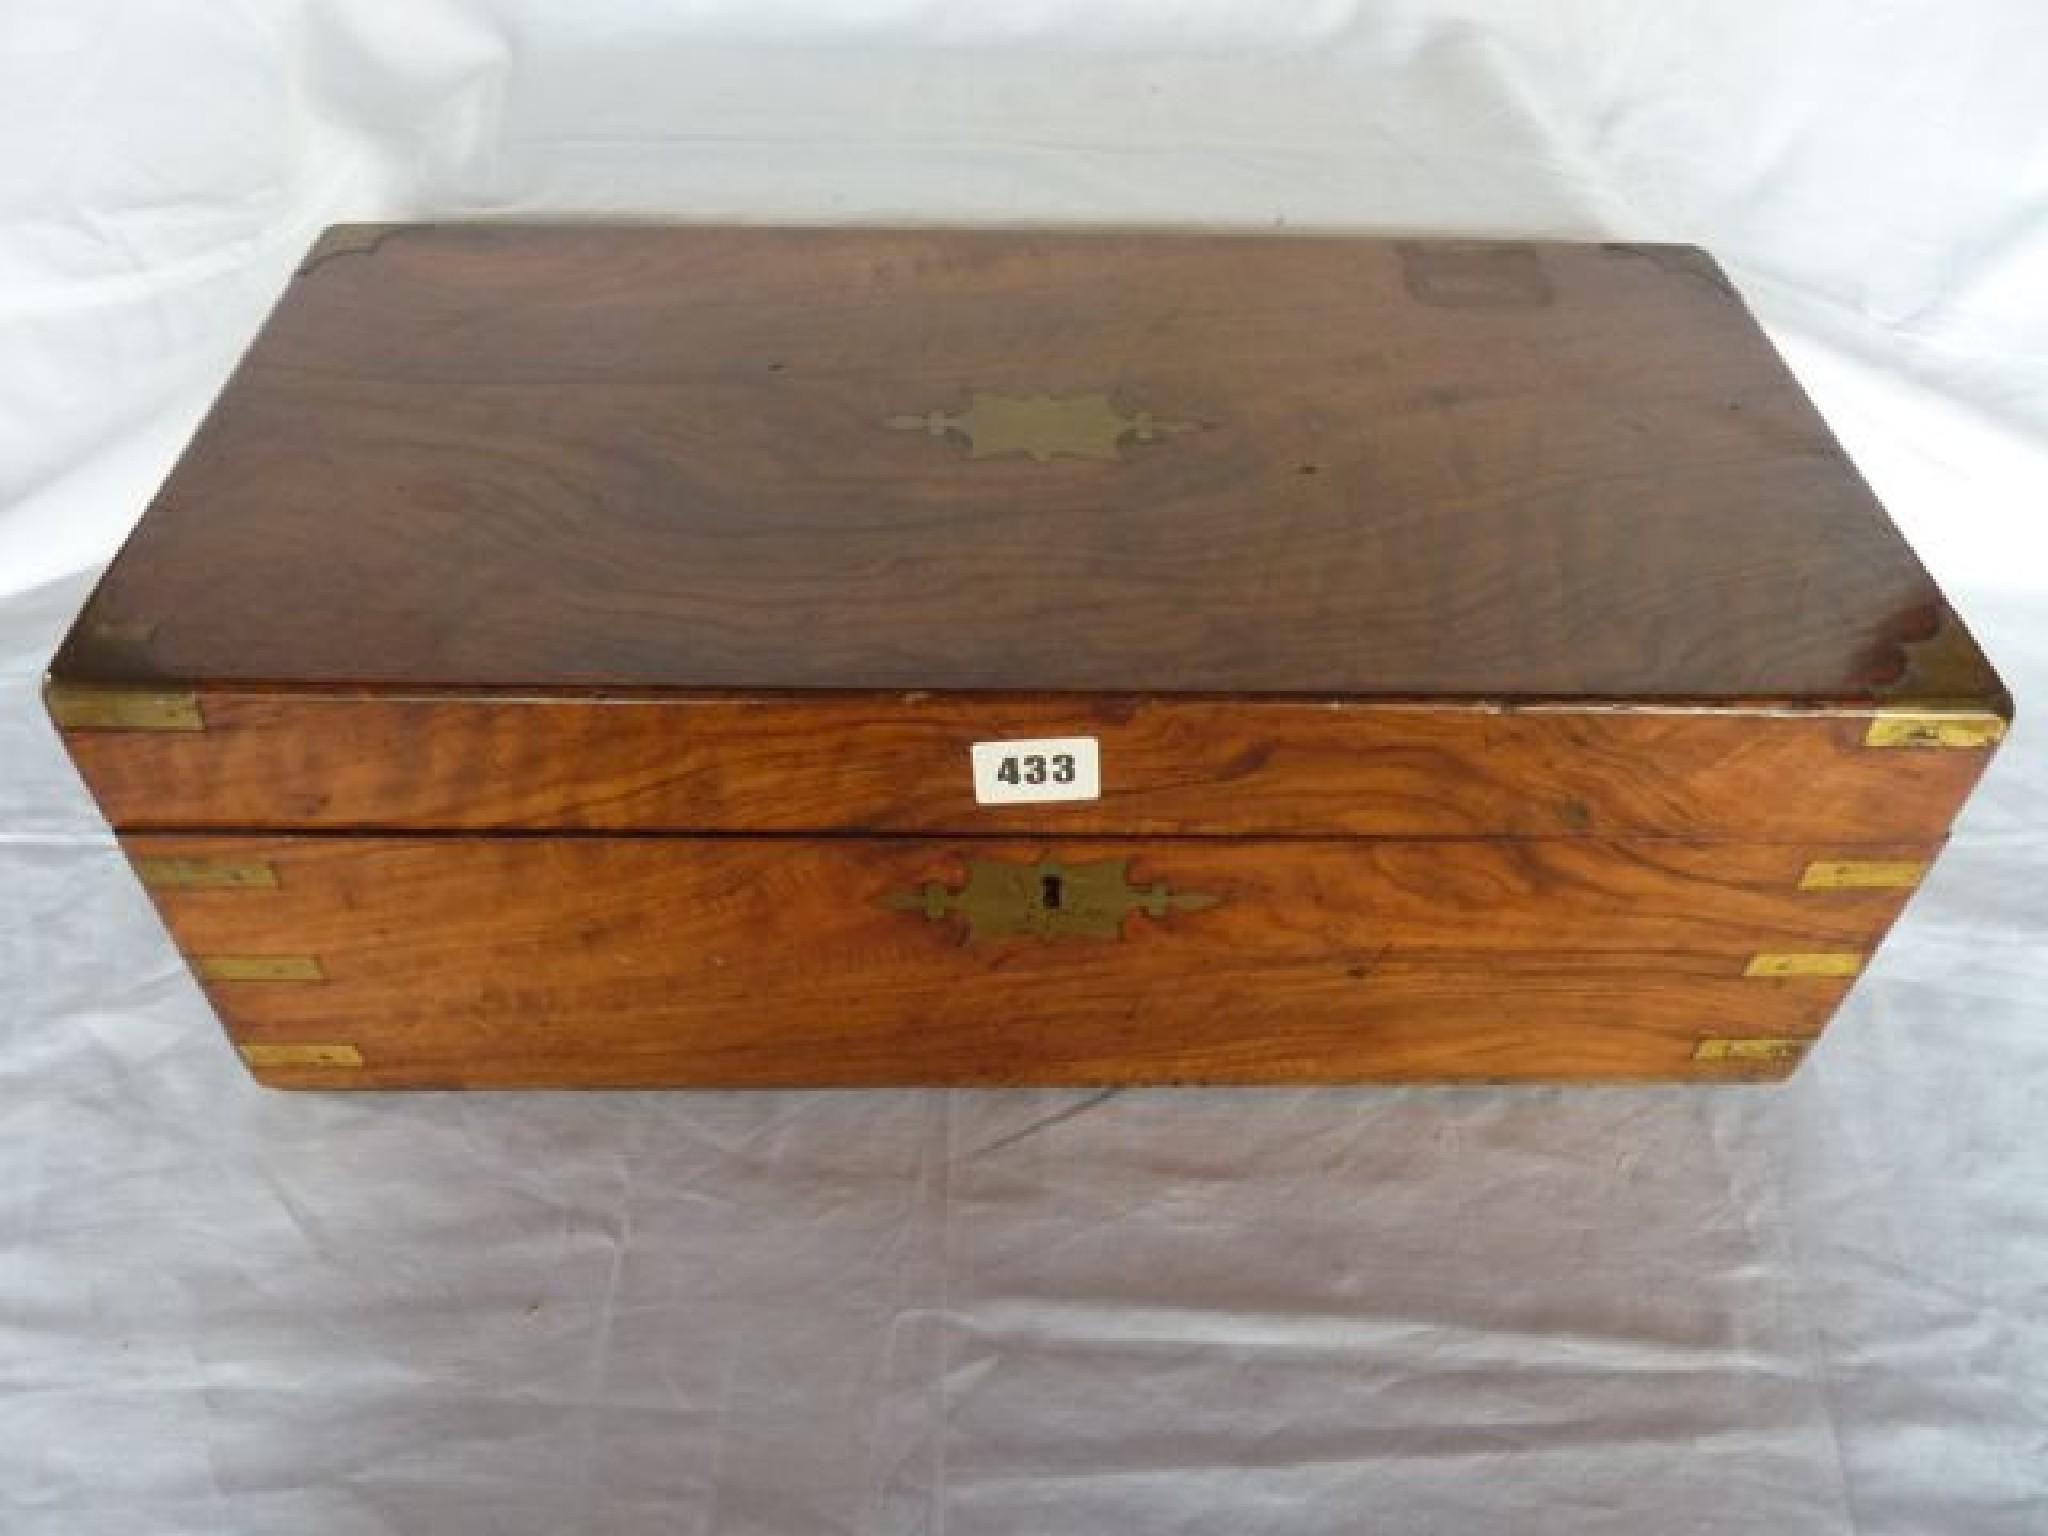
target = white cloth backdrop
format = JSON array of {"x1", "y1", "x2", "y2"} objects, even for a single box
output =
[{"x1": 3, "y1": 5, "x2": 2045, "y2": 1532}]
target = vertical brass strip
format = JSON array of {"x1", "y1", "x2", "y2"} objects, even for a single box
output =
[
  {"x1": 1798, "y1": 860, "x2": 1929, "y2": 891},
  {"x1": 44, "y1": 685, "x2": 204, "y2": 732},
  {"x1": 195, "y1": 954, "x2": 325, "y2": 983},
  {"x1": 1743, "y1": 952, "x2": 1865, "y2": 979}
]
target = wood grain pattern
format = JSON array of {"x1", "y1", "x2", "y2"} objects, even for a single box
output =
[
  {"x1": 53, "y1": 224, "x2": 2003, "y2": 710},
  {"x1": 61, "y1": 689, "x2": 2000, "y2": 841},
  {"x1": 46, "y1": 227, "x2": 2010, "y2": 1089},
  {"x1": 128, "y1": 834, "x2": 1931, "y2": 1088}
]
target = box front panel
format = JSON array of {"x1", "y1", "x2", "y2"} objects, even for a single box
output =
[
  {"x1": 124, "y1": 835, "x2": 1932, "y2": 1088},
  {"x1": 56, "y1": 691, "x2": 2002, "y2": 842}
]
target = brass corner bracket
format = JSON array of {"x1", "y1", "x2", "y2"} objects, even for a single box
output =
[
  {"x1": 1797, "y1": 860, "x2": 1928, "y2": 891},
  {"x1": 240, "y1": 1042, "x2": 363, "y2": 1069},
  {"x1": 1864, "y1": 712, "x2": 2006, "y2": 749},
  {"x1": 134, "y1": 856, "x2": 279, "y2": 891},
  {"x1": 1743, "y1": 952, "x2": 1865, "y2": 979},
  {"x1": 1693, "y1": 1037, "x2": 1812, "y2": 1066},
  {"x1": 195, "y1": 954, "x2": 326, "y2": 983},
  {"x1": 46, "y1": 683, "x2": 203, "y2": 732}
]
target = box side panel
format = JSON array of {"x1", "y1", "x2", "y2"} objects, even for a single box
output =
[
  {"x1": 124, "y1": 834, "x2": 1938, "y2": 1088},
  {"x1": 57, "y1": 690, "x2": 2003, "y2": 842}
]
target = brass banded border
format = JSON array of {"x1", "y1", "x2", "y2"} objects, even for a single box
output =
[
  {"x1": 45, "y1": 684, "x2": 203, "y2": 732},
  {"x1": 239, "y1": 1043, "x2": 363, "y2": 1069},
  {"x1": 1798, "y1": 859, "x2": 1929, "y2": 891},
  {"x1": 1743, "y1": 952, "x2": 1865, "y2": 979},
  {"x1": 1863, "y1": 711, "x2": 2006, "y2": 749},
  {"x1": 1693, "y1": 1037, "x2": 1812, "y2": 1065},
  {"x1": 134, "y1": 857, "x2": 279, "y2": 891},
  {"x1": 195, "y1": 954, "x2": 325, "y2": 983}
]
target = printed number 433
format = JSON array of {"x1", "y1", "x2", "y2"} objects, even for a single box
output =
[{"x1": 995, "y1": 753, "x2": 1077, "y2": 786}]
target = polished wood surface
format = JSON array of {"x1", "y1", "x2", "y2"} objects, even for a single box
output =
[
  {"x1": 63, "y1": 689, "x2": 2000, "y2": 841},
  {"x1": 48, "y1": 226, "x2": 2010, "y2": 1088},
  {"x1": 54, "y1": 224, "x2": 2004, "y2": 709},
  {"x1": 130, "y1": 834, "x2": 1928, "y2": 1088}
]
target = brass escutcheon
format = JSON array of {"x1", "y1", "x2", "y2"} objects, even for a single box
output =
[{"x1": 889, "y1": 855, "x2": 1219, "y2": 943}]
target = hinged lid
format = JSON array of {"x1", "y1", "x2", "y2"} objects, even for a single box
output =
[{"x1": 48, "y1": 225, "x2": 2008, "y2": 838}]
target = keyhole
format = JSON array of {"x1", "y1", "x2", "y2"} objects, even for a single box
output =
[{"x1": 1040, "y1": 874, "x2": 1064, "y2": 911}]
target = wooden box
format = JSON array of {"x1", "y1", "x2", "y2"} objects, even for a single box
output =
[{"x1": 45, "y1": 225, "x2": 2009, "y2": 1088}]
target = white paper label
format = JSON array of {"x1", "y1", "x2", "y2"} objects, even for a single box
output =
[{"x1": 971, "y1": 737, "x2": 1101, "y2": 805}]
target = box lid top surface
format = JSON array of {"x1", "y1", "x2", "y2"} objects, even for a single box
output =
[{"x1": 53, "y1": 223, "x2": 2001, "y2": 709}]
